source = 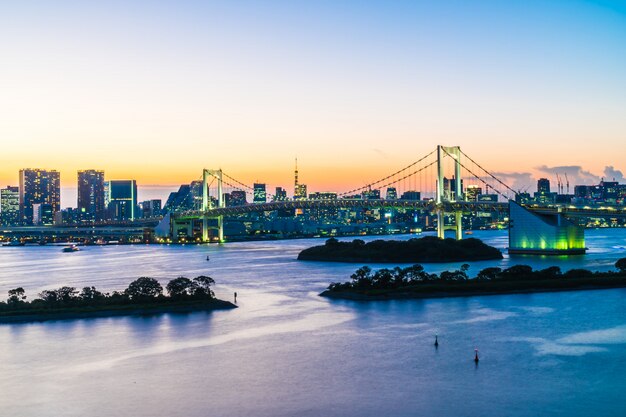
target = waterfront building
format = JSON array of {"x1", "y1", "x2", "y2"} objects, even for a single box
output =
[
  {"x1": 508, "y1": 201, "x2": 585, "y2": 254},
  {"x1": 77, "y1": 169, "x2": 105, "y2": 221},
  {"x1": 32, "y1": 203, "x2": 54, "y2": 225},
  {"x1": 294, "y1": 184, "x2": 307, "y2": 200},
  {"x1": 386, "y1": 187, "x2": 397, "y2": 200},
  {"x1": 0, "y1": 186, "x2": 19, "y2": 225},
  {"x1": 105, "y1": 180, "x2": 137, "y2": 221},
  {"x1": 253, "y1": 183, "x2": 267, "y2": 204},
  {"x1": 19, "y1": 169, "x2": 60, "y2": 225}
]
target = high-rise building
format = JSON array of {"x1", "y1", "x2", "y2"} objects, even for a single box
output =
[
  {"x1": 253, "y1": 183, "x2": 266, "y2": 204},
  {"x1": 33, "y1": 203, "x2": 54, "y2": 225},
  {"x1": 140, "y1": 199, "x2": 162, "y2": 218},
  {"x1": 274, "y1": 187, "x2": 287, "y2": 201},
  {"x1": 229, "y1": 190, "x2": 247, "y2": 207},
  {"x1": 294, "y1": 184, "x2": 307, "y2": 200},
  {"x1": 386, "y1": 187, "x2": 397, "y2": 200},
  {"x1": 105, "y1": 180, "x2": 137, "y2": 221},
  {"x1": 77, "y1": 170, "x2": 105, "y2": 221},
  {"x1": 19, "y1": 169, "x2": 60, "y2": 225},
  {"x1": 465, "y1": 185, "x2": 483, "y2": 201},
  {"x1": 0, "y1": 186, "x2": 19, "y2": 225},
  {"x1": 537, "y1": 178, "x2": 550, "y2": 194}
]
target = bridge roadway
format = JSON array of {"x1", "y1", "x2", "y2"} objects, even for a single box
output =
[{"x1": 173, "y1": 199, "x2": 626, "y2": 219}]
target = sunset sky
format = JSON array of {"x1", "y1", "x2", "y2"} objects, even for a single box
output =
[{"x1": 1, "y1": 1, "x2": 625, "y2": 205}]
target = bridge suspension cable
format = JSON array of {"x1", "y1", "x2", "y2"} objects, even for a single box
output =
[
  {"x1": 338, "y1": 149, "x2": 436, "y2": 197},
  {"x1": 441, "y1": 147, "x2": 513, "y2": 202},
  {"x1": 458, "y1": 149, "x2": 518, "y2": 197}
]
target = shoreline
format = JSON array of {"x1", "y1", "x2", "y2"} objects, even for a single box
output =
[
  {"x1": 0, "y1": 298, "x2": 237, "y2": 324},
  {"x1": 320, "y1": 276, "x2": 626, "y2": 301}
]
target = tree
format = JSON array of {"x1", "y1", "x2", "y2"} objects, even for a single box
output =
[
  {"x1": 616, "y1": 258, "x2": 626, "y2": 273},
  {"x1": 350, "y1": 266, "x2": 372, "y2": 288},
  {"x1": 125, "y1": 277, "x2": 163, "y2": 300},
  {"x1": 193, "y1": 276, "x2": 215, "y2": 298},
  {"x1": 477, "y1": 267, "x2": 502, "y2": 281},
  {"x1": 80, "y1": 286, "x2": 105, "y2": 301},
  {"x1": 166, "y1": 277, "x2": 195, "y2": 298},
  {"x1": 7, "y1": 287, "x2": 26, "y2": 304}
]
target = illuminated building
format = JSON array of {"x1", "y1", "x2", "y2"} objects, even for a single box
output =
[
  {"x1": 19, "y1": 169, "x2": 61, "y2": 225},
  {"x1": 465, "y1": 185, "x2": 482, "y2": 201},
  {"x1": 537, "y1": 178, "x2": 551, "y2": 193},
  {"x1": 140, "y1": 200, "x2": 162, "y2": 218},
  {"x1": 386, "y1": 187, "x2": 397, "y2": 200},
  {"x1": 508, "y1": 201, "x2": 586, "y2": 254},
  {"x1": 253, "y1": 183, "x2": 266, "y2": 203},
  {"x1": 229, "y1": 191, "x2": 247, "y2": 206},
  {"x1": 77, "y1": 169, "x2": 105, "y2": 221},
  {"x1": 105, "y1": 180, "x2": 137, "y2": 221},
  {"x1": 33, "y1": 203, "x2": 54, "y2": 225},
  {"x1": 274, "y1": 187, "x2": 287, "y2": 201},
  {"x1": 0, "y1": 186, "x2": 19, "y2": 226}
]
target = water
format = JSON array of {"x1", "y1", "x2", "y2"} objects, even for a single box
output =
[{"x1": 1, "y1": 229, "x2": 626, "y2": 417}]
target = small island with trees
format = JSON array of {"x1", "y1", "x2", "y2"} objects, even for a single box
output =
[
  {"x1": 298, "y1": 236, "x2": 503, "y2": 263},
  {"x1": 0, "y1": 275, "x2": 236, "y2": 324},
  {"x1": 321, "y1": 258, "x2": 626, "y2": 300}
]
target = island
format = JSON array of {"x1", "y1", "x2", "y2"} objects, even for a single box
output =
[
  {"x1": 320, "y1": 258, "x2": 626, "y2": 300},
  {"x1": 298, "y1": 236, "x2": 503, "y2": 263},
  {"x1": 0, "y1": 275, "x2": 236, "y2": 324}
]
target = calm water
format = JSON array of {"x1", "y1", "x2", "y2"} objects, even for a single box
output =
[{"x1": 1, "y1": 230, "x2": 626, "y2": 417}]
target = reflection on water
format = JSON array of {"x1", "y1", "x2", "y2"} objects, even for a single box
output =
[{"x1": 1, "y1": 229, "x2": 626, "y2": 417}]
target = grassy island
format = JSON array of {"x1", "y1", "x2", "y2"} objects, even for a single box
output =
[
  {"x1": 298, "y1": 236, "x2": 503, "y2": 263},
  {"x1": 0, "y1": 276, "x2": 236, "y2": 324},
  {"x1": 321, "y1": 258, "x2": 626, "y2": 300}
]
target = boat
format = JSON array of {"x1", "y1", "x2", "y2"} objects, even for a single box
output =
[
  {"x1": 62, "y1": 244, "x2": 80, "y2": 253},
  {"x1": 465, "y1": 231, "x2": 474, "y2": 235}
]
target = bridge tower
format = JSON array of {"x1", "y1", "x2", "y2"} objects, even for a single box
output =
[
  {"x1": 436, "y1": 145, "x2": 463, "y2": 240},
  {"x1": 202, "y1": 169, "x2": 224, "y2": 243}
]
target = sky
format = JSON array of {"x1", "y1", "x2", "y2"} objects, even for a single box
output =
[{"x1": 1, "y1": 0, "x2": 625, "y2": 206}]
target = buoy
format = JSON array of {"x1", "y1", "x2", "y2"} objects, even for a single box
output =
[
  {"x1": 206, "y1": 255, "x2": 210, "y2": 261},
  {"x1": 474, "y1": 348, "x2": 479, "y2": 363},
  {"x1": 434, "y1": 335, "x2": 439, "y2": 347}
]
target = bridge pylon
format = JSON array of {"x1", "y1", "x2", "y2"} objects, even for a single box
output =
[
  {"x1": 436, "y1": 145, "x2": 463, "y2": 240},
  {"x1": 202, "y1": 168, "x2": 224, "y2": 243}
]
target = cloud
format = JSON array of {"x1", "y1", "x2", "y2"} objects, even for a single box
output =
[
  {"x1": 535, "y1": 165, "x2": 600, "y2": 186},
  {"x1": 489, "y1": 171, "x2": 535, "y2": 193},
  {"x1": 603, "y1": 166, "x2": 625, "y2": 183}
]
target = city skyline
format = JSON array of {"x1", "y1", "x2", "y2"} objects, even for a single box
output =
[{"x1": 1, "y1": 0, "x2": 626, "y2": 191}]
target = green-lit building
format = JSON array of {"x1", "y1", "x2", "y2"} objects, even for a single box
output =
[{"x1": 508, "y1": 201, "x2": 586, "y2": 255}]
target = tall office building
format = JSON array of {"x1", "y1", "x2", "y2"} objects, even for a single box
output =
[
  {"x1": 19, "y1": 169, "x2": 61, "y2": 225},
  {"x1": 253, "y1": 183, "x2": 267, "y2": 204},
  {"x1": 537, "y1": 178, "x2": 551, "y2": 194},
  {"x1": 274, "y1": 187, "x2": 287, "y2": 201},
  {"x1": 105, "y1": 180, "x2": 137, "y2": 221},
  {"x1": 385, "y1": 187, "x2": 397, "y2": 200},
  {"x1": 229, "y1": 190, "x2": 247, "y2": 206},
  {"x1": 0, "y1": 186, "x2": 19, "y2": 225},
  {"x1": 140, "y1": 199, "x2": 162, "y2": 218},
  {"x1": 77, "y1": 170, "x2": 105, "y2": 221}
]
